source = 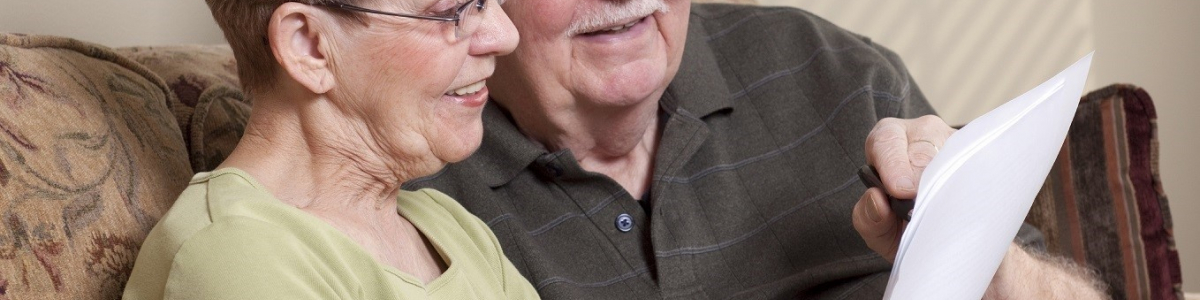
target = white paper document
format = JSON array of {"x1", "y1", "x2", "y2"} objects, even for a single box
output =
[{"x1": 882, "y1": 53, "x2": 1094, "y2": 299}]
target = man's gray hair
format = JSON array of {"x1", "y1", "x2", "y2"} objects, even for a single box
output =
[{"x1": 565, "y1": 0, "x2": 670, "y2": 37}]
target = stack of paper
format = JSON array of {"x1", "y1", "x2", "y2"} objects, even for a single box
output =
[{"x1": 883, "y1": 53, "x2": 1094, "y2": 299}]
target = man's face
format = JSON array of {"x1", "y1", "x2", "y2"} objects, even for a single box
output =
[{"x1": 489, "y1": 0, "x2": 690, "y2": 112}]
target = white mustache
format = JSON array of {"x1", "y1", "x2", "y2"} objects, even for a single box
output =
[{"x1": 565, "y1": 0, "x2": 670, "y2": 37}]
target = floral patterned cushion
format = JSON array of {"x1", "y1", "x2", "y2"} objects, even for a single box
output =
[
  {"x1": 0, "y1": 33, "x2": 191, "y2": 299},
  {"x1": 116, "y1": 45, "x2": 249, "y2": 172}
]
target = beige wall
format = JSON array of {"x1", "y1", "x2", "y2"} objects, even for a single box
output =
[
  {"x1": 0, "y1": 0, "x2": 225, "y2": 47},
  {"x1": 3, "y1": 0, "x2": 1197, "y2": 294},
  {"x1": 766, "y1": 0, "x2": 1097, "y2": 126}
]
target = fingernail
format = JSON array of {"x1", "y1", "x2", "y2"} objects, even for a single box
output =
[
  {"x1": 897, "y1": 177, "x2": 916, "y2": 192},
  {"x1": 866, "y1": 195, "x2": 883, "y2": 222}
]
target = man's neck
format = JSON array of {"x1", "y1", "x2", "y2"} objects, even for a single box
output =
[
  {"x1": 574, "y1": 118, "x2": 660, "y2": 199},
  {"x1": 505, "y1": 98, "x2": 662, "y2": 198}
]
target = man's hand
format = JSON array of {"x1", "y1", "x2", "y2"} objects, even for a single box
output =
[
  {"x1": 850, "y1": 115, "x2": 1107, "y2": 299},
  {"x1": 851, "y1": 115, "x2": 954, "y2": 262}
]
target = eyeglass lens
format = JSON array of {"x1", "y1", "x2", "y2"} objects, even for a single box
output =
[{"x1": 455, "y1": 0, "x2": 487, "y2": 39}]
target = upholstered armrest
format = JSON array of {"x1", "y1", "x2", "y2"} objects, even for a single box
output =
[
  {"x1": 0, "y1": 33, "x2": 193, "y2": 299},
  {"x1": 1026, "y1": 84, "x2": 1183, "y2": 299}
]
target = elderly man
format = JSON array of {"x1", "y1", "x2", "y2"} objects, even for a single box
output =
[{"x1": 406, "y1": 0, "x2": 1106, "y2": 298}]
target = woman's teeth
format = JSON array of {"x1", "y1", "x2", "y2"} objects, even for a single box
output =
[{"x1": 449, "y1": 81, "x2": 486, "y2": 96}]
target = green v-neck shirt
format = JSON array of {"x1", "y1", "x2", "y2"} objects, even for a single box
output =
[{"x1": 123, "y1": 168, "x2": 538, "y2": 299}]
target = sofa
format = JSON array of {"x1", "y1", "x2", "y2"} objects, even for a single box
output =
[{"x1": 0, "y1": 30, "x2": 1182, "y2": 300}]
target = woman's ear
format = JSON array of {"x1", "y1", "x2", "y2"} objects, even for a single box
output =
[{"x1": 268, "y1": 3, "x2": 336, "y2": 94}]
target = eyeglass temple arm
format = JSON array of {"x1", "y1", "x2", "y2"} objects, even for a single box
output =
[{"x1": 320, "y1": 2, "x2": 460, "y2": 23}]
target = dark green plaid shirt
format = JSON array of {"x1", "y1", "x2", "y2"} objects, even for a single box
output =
[{"x1": 405, "y1": 3, "x2": 936, "y2": 299}]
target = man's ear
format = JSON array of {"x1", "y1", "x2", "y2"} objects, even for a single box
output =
[{"x1": 268, "y1": 3, "x2": 336, "y2": 94}]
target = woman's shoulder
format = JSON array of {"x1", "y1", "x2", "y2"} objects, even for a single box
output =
[
  {"x1": 126, "y1": 215, "x2": 358, "y2": 299},
  {"x1": 160, "y1": 169, "x2": 357, "y2": 256},
  {"x1": 125, "y1": 171, "x2": 317, "y2": 299},
  {"x1": 136, "y1": 168, "x2": 312, "y2": 261},
  {"x1": 173, "y1": 215, "x2": 311, "y2": 265},
  {"x1": 146, "y1": 168, "x2": 281, "y2": 245}
]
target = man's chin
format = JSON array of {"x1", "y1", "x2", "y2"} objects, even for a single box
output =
[
  {"x1": 576, "y1": 59, "x2": 673, "y2": 107},
  {"x1": 584, "y1": 82, "x2": 667, "y2": 109}
]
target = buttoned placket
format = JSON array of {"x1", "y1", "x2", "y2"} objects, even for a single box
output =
[
  {"x1": 646, "y1": 105, "x2": 719, "y2": 299},
  {"x1": 532, "y1": 149, "x2": 661, "y2": 293}
]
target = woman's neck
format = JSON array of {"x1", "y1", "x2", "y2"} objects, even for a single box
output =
[
  {"x1": 217, "y1": 93, "x2": 404, "y2": 216},
  {"x1": 217, "y1": 90, "x2": 447, "y2": 283}
]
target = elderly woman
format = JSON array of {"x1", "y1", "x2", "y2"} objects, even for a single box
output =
[{"x1": 122, "y1": 0, "x2": 533, "y2": 298}]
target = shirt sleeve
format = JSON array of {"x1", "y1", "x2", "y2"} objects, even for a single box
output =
[
  {"x1": 162, "y1": 217, "x2": 341, "y2": 300},
  {"x1": 869, "y1": 41, "x2": 938, "y2": 120}
]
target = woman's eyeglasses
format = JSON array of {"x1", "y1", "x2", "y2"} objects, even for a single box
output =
[{"x1": 315, "y1": 0, "x2": 489, "y2": 40}]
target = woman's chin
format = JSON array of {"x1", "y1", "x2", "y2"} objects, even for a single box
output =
[{"x1": 438, "y1": 129, "x2": 485, "y2": 164}]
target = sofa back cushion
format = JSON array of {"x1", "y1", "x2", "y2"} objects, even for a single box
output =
[
  {"x1": 0, "y1": 33, "x2": 192, "y2": 299},
  {"x1": 1026, "y1": 84, "x2": 1183, "y2": 300},
  {"x1": 116, "y1": 46, "x2": 249, "y2": 172}
]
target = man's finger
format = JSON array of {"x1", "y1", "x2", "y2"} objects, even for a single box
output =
[
  {"x1": 905, "y1": 115, "x2": 955, "y2": 182},
  {"x1": 852, "y1": 188, "x2": 901, "y2": 263},
  {"x1": 865, "y1": 119, "x2": 918, "y2": 199}
]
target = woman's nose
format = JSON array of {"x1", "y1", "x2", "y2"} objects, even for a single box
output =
[{"x1": 468, "y1": 0, "x2": 519, "y2": 56}]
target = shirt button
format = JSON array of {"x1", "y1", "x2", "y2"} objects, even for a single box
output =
[{"x1": 615, "y1": 213, "x2": 634, "y2": 232}]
